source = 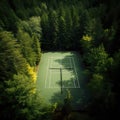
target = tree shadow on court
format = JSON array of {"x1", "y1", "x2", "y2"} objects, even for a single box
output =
[
  {"x1": 54, "y1": 55, "x2": 75, "y2": 69},
  {"x1": 53, "y1": 52, "x2": 83, "y2": 67},
  {"x1": 49, "y1": 53, "x2": 91, "y2": 110},
  {"x1": 50, "y1": 78, "x2": 90, "y2": 111},
  {"x1": 53, "y1": 53, "x2": 88, "y2": 87}
]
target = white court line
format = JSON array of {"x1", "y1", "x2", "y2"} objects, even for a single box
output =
[
  {"x1": 45, "y1": 59, "x2": 49, "y2": 88},
  {"x1": 49, "y1": 70, "x2": 61, "y2": 88},
  {"x1": 49, "y1": 87, "x2": 76, "y2": 88},
  {"x1": 49, "y1": 70, "x2": 52, "y2": 88},
  {"x1": 69, "y1": 58, "x2": 76, "y2": 88},
  {"x1": 51, "y1": 70, "x2": 60, "y2": 89},
  {"x1": 50, "y1": 57, "x2": 62, "y2": 59},
  {"x1": 49, "y1": 60, "x2": 52, "y2": 88},
  {"x1": 46, "y1": 56, "x2": 80, "y2": 88},
  {"x1": 73, "y1": 58, "x2": 80, "y2": 88},
  {"x1": 72, "y1": 57, "x2": 80, "y2": 88},
  {"x1": 49, "y1": 57, "x2": 60, "y2": 88},
  {"x1": 50, "y1": 57, "x2": 62, "y2": 68},
  {"x1": 72, "y1": 57, "x2": 79, "y2": 87},
  {"x1": 48, "y1": 70, "x2": 77, "y2": 89}
]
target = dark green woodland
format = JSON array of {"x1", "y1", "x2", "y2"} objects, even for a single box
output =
[{"x1": 0, "y1": 0, "x2": 120, "y2": 120}]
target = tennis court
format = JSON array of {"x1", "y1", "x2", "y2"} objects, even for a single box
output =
[
  {"x1": 37, "y1": 52, "x2": 89, "y2": 110},
  {"x1": 45, "y1": 57, "x2": 80, "y2": 89}
]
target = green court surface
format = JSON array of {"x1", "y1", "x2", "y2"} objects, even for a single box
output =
[{"x1": 37, "y1": 52, "x2": 90, "y2": 110}]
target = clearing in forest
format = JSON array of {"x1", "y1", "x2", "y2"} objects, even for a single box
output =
[{"x1": 37, "y1": 52, "x2": 89, "y2": 110}]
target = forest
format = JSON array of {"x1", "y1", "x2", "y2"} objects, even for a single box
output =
[{"x1": 0, "y1": 0, "x2": 120, "y2": 120}]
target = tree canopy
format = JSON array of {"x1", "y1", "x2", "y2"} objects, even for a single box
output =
[{"x1": 0, "y1": 0, "x2": 120, "y2": 119}]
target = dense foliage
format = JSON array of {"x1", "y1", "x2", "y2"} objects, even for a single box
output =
[{"x1": 0, "y1": 0, "x2": 120, "y2": 119}]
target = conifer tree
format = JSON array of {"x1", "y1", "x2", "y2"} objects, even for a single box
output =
[
  {"x1": 65, "y1": 8, "x2": 72, "y2": 49},
  {"x1": 48, "y1": 10, "x2": 58, "y2": 49},
  {"x1": 32, "y1": 34, "x2": 41, "y2": 65},
  {"x1": 0, "y1": 31, "x2": 42, "y2": 119},
  {"x1": 58, "y1": 16, "x2": 66, "y2": 50},
  {"x1": 17, "y1": 29, "x2": 36, "y2": 66}
]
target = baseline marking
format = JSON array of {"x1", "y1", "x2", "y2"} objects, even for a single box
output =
[
  {"x1": 49, "y1": 59, "x2": 52, "y2": 88},
  {"x1": 73, "y1": 57, "x2": 80, "y2": 88},
  {"x1": 49, "y1": 87, "x2": 76, "y2": 88},
  {"x1": 45, "y1": 58, "x2": 49, "y2": 88},
  {"x1": 50, "y1": 71, "x2": 61, "y2": 88},
  {"x1": 46, "y1": 56, "x2": 80, "y2": 88}
]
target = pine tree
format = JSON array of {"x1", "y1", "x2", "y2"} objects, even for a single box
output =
[
  {"x1": 65, "y1": 8, "x2": 73, "y2": 49},
  {"x1": 58, "y1": 16, "x2": 66, "y2": 50},
  {"x1": 41, "y1": 13, "x2": 50, "y2": 50},
  {"x1": 48, "y1": 10, "x2": 58, "y2": 49},
  {"x1": 84, "y1": 44, "x2": 108, "y2": 73},
  {"x1": 71, "y1": 5, "x2": 80, "y2": 49},
  {"x1": 29, "y1": 16, "x2": 41, "y2": 39},
  {"x1": 17, "y1": 29, "x2": 36, "y2": 66},
  {"x1": 0, "y1": 31, "x2": 43, "y2": 120},
  {"x1": 32, "y1": 34, "x2": 41, "y2": 65},
  {"x1": 0, "y1": 31, "x2": 28, "y2": 80}
]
